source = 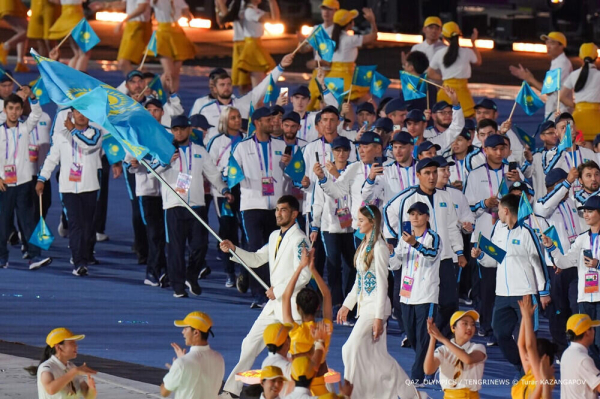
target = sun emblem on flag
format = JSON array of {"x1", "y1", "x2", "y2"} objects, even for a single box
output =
[
  {"x1": 374, "y1": 80, "x2": 382, "y2": 89},
  {"x1": 81, "y1": 31, "x2": 91, "y2": 43},
  {"x1": 488, "y1": 246, "x2": 496, "y2": 254},
  {"x1": 365, "y1": 71, "x2": 373, "y2": 79},
  {"x1": 545, "y1": 76, "x2": 553, "y2": 86},
  {"x1": 525, "y1": 95, "x2": 533, "y2": 104},
  {"x1": 328, "y1": 82, "x2": 335, "y2": 90},
  {"x1": 35, "y1": 89, "x2": 42, "y2": 97},
  {"x1": 109, "y1": 144, "x2": 120, "y2": 155},
  {"x1": 319, "y1": 43, "x2": 328, "y2": 51}
]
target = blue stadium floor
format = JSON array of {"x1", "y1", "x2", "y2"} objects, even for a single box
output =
[{"x1": 0, "y1": 66, "x2": 555, "y2": 398}]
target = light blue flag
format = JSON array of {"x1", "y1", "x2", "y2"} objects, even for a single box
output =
[
  {"x1": 544, "y1": 225, "x2": 564, "y2": 254},
  {"x1": 32, "y1": 50, "x2": 175, "y2": 165},
  {"x1": 307, "y1": 25, "x2": 336, "y2": 63},
  {"x1": 516, "y1": 81, "x2": 544, "y2": 116},
  {"x1": 513, "y1": 125, "x2": 537, "y2": 151},
  {"x1": 324, "y1": 77, "x2": 344, "y2": 95},
  {"x1": 71, "y1": 19, "x2": 100, "y2": 53},
  {"x1": 334, "y1": 89, "x2": 350, "y2": 105},
  {"x1": 284, "y1": 148, "x2": 305, "y2": 183},
  {"x1": 370, "y1": 71, "x2": 390, "y2": 98},
  {"x1": 148, "y1": 75, "x2": 167, "y2": 105},
  {"x1": 227, "y1": 155, "x2": 245, "y2": 189},
  {"x1": 248, "y1": 102, "x2": 255, "y2": 137},
  {"x1": 557, "y1": 122, "x2": 573, "y2": 153},
  {"x1": 518, "y1": 192, "x2": 533, "y2": 224},
  {"x1": 29, "y1": 218, "x2": 54, "y2": 250},
  {"x1": 221, "y1": 201, "x2": 234, "y2": 217},
  {"x1": 147, "y1": 31, "x2": 157, "y2": 56},
  {"x1": 352, "y1": 65, "x2": 377, "y2": 87},
  {"x1": 102, "y1": 133, "x2": 126, "y2": 165},
  {"x1": 400, "y1": 71, "x2": 427, "y2": 100},
  {"x1": 478, "y1": 233, "x2": 507, "y2": 264},
  {"x1": 497, "y1": 177, "x2": 509, "y2": 197},
  {"x1": 190, "y1": 128, "x2": 204, "y2": 146},
  {"x1": 32, "y1": 78, "x2": 50, "y2": 105},
  {"x1": 263, "y1": 74, "x2": 280, "y2": 105},
  {"x1": 541, "y1": 68, "x2": 561, "y2": 94}
]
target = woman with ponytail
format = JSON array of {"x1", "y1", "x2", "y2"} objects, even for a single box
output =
[
  {"x1": 36, "y1": 328, "x2": 97, "y2": 399},
  {"x1": 337, "y1": 205, "x2": 419, "y2": 399},
  {"x1": 427, "y1": 21, "x2": 481, "y2": 118},
  {"x1": 561, "y1": 43, "x2": 600, "y2": 142}
]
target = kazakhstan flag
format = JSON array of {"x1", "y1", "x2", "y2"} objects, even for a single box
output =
[
  {"x1": 32, "y1": 78, "x2": 50, "y2": 106},
  {"x1": 543, "y1": 225, "x2": 564, "y2": 254},
  {"x1": 370, "y1": 71, "x2": 390, "y2": 98},
  {"x1": 517, "y1": 192, "x2": 533, "y2": 224},
  {"x1": 400, "y1": 71, "x2": 427, "y2": 100},
  {"x1": 29, "y1": 218, "x2": 54, "y2": 250},
  {"x1": 307, "y1": 25, "x2": 336, "y2": 63},
  {"x1": 284, "y1": 148, "x2": 305, "y2": 183},
  {"x1": 514, "y1": 125, "x2": 536, "y2": 151},
  {"x1": 516, "y1": 81, "x2": 544, "y2": 116},
  {"x1": 352, "y1": 65, "x2": 377, "y2": 87},
  {"x1": 248, "y1": 102, "x2": 255, "y2": 137},
  {"x1": 147, "y1": 31, "x2": 157, "y2": 56},
  {"x1": 102, "y1": 133, "x2": 126, "y2": 165},
  {"x1": 478, "y1": 233, "x2": 507, "y2": 263},
  {"x1": 263, "y1": 74, "x2": 280, "y2": 105},
  {"x1": 227, "y1": 155, "x2": 245, "y2": 189},
  {"x1": 557, "y1": 122, "x2": 573, "y2": 153},
  {"x1": 497, "y1": 177, "x2": 509, "y2": 197},
  {"x1": 541, "y1": 68, "x2": 561, "y2": 94},
  {"x1": 148, "y1": 75, "x2": 167, "y2": 105},
  {"x1": 31, "y1": 50, "x2": 175, "y2": 165},
  {"x1": 71, "y1": 18, "x2": 100, "y2": 53}
]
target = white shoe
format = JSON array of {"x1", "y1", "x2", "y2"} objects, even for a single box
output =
[
  {"x1": 96, "y1": 233, "x2": 109, "y2": 242},
  {"x1": 57, "y1": 221, "x2": 68, "y2": 237}
]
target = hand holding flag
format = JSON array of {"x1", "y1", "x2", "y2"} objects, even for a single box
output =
[
  {"x1": 306, "y1": 25, "x2": 336, "y2": 63},
  {"x1": 477, "y1": 233, "x2": 507, "y2": 264},
  {"x1": 370, "y1": 71, "x2": 390, "y2": 98},
  {"x1": 284, "y1": 148, "x2": 306, "y2": 183},
  {"x1": 263, "y1": 74, "x2": 280, "y2": 105}
]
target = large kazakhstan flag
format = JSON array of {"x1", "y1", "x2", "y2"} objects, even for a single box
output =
[{"x1": 31, "y1": 50, "x2": 175, "y2": 165}]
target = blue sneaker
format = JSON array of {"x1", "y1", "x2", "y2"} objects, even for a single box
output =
[
  {"x1": 29, "y1": 256, "x2": 52, "y2": 270},
  {"x1": 144, "y1": 273, "x2": 159, "y2": 287}
]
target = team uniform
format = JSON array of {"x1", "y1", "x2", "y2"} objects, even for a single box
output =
[
  {"x1": 237, "y1": 4, "x2": 275, "y2": 74},
  {"x1": 47, "y1": 0, "x2": 83, "y2": 40},
  {"x1": 152, "y1": 0, "x2": 195, "y2": 61},
  {"x1": 117, "y1": 0, "x2": 152, "y2": 64},
  {"x1": 325, "y1": 31, "x2": 368, "y2": 103},
  {"x1": 230, "y1": 2, "x2": 250, "y2": 87},
  {"x1": 27, "y1": 0, "x2": 59, "y2": 41},
  {"x1": 36, "y1": 355, "x2": 87, "y2": 399},
  {"x1": 543, "y1": 146, "x2": 596, "y2": 192},
  {"x1": 563, "y1": 65, "x2": 600, "y2": 141},
  {"x1": 411, "y1": 39, "x2": 446, "y2": 62},
  {"x1": 434, "y1": 340, "x2": 487, "y2": 397}
]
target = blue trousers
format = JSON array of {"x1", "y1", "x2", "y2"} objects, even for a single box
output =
[
  {"x1": 578, "y1": 301, "x2": 600, "y2": 368},
  {"x1": 321, "y1": 231, "x2": 355, "y2": 307},
  {"x1": 436, "y1": 258, "x2": 459, "y2": 337},
  {"x1": 478, "y1": 264, "x2": 497, "y2": 335},
  {"x1": 401, "y1": 302, "x2": 437, "y2": 383},
  {"x1": 139, "y1": 196, "x2": 166, "y2": 279},
  {"x1": 0, "y1": 181, "x2": 41, "y2": 261},
  {"x1": 492, "y1": 296, "x2": 523, "y2": 371},
  {"x1": 62, "y1": 191, "x2": 98, "y2": 267},
  {"x1": 547, "y1": 266, "x2": 578, "y2": 357}
]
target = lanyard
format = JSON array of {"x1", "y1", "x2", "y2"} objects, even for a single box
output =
[
  {"x1": 216, "y1": 98, "x2": 234, "y2": 114},
  {"x1": 406, "y1": 229, "x2": 428, "y2": 274},
  {"x1": 4, "y1": 125, "x2": 18, "y2": 161},
  {"x1": 320, "y1": 137, "x2": 332, "y2": 164},
  {"x1": 454, "y1": 156, "x2": 465, "y2": 181},
  {"x1": 564, "y1": 148, "x2": 583, "y2": 169},
  {"x1": 301, "y1": 113, "x2": 308, "y2": 140},
  {"x1": 216, "y1": 141, "x2": 233, "y2": 166},
  {"x1": 71, "y1": 138, "x2": 82, "y2": 161},
  {"x1": 396, "y1": 161, "x2": 415, "y2": 190},
  {"x1": 484, "y1": 163, "x2": 504, "y2": 197},
  {"x1": 178, "y1": 146, "x2": 193, "y2": 173},
  {"x1": 557, "y1": 202, "x2": 576, "y2": 236},
  {"x1": 254, "y1": 136, "x2": 272, "y2": 177}
]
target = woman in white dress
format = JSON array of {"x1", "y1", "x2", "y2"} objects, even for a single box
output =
[{"x1": 337, "y1": 205, "x2": 420, "y2": 399}]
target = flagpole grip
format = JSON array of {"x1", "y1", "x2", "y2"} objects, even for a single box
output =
[
  {"x1": 346, "y1": 84, "x2": 352, "y2": 104},
  {"x1": 55, "y1": 26, "x2": 76, "y2": 51},
  {"x1": 291, "y1": 38, "x2": 308, "y2": 56},
  {"x1": 140, "y1": 159, "x2": 270, "y2": 291},
  {"x1": 5, "y1": 73, "x2": 22, "y2": 88},
  {"x1": 508, "y1": 101, "x2": 517, "y2": 121}
]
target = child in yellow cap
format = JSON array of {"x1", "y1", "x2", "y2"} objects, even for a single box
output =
[
  {"x1": 427, "y1": 21, "x2": 482, "y2": 117},
  {"x1": 262, "y1": 322, "x2": 292, "y2": 392},
  {"x1": 36, "y1": 327, "x2": 97, "y2": 399},
  {"x1": 282, "y1": 248, "x2": 333, "y2": 395},
  {"x1": 511, "y1": 295, "x2": 557, "y2": 399},
  {"x1": 424, "y1": 310, "x2": 486, "y2": 398},
  {"x1": 260, "y1": 365, "x2": 287, "y2": 399},
  {"x1": 561, "y1": 43, "x2": 600, "y2": 142}
]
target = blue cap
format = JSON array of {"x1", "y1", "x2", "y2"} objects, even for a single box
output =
[
  {"x1": 417, "y1": 140, "x2": 441, "y2": 155},
  {"x1": 509, "y1": 181, "x2": 535, "y2": 197},
  {"x1": 384, "y1": 98, "x2": 407, "y2": 114},
  {"x1": 321, "y1": 105, "x2": 340, "y2": 117},
  {"x1": 271, "y1": 105, "x2": 285, "y2": 116},
  {"x1": 315, "y1": 111, "x2": 322, "y2": 124},
  {"x1": 332, "y1": 136, "x2": 351, "y2": 150},
  {"x1": 545, "y1": 168, "x2": 568, "y2": 187},
  {"x1": 464, "y1": 119, "x2": 476, "y2": 131},
  {"x1": 416, "y1": 157, "x2": 440, "y2": 172},
  {"x1": 405, "y1": 109, "x2": 426, "y2": 123},
  {"x1": 432, "y1": 101, "x2": 451, "y2": 113},
  {"x1": 171, "y1": 115, "x2": 191, "y2": 128},
  {"x1": 357, "y1": 102, "x2": 375, "y2": 114},
  {"x1": 190, "y1": 114, "x2": 213, "y2": 130},
  {"x1": 539, "y1": 120, "x2": 555, "y2": 133},
  {"x1": 252, "y1": 107, "x2": 272, "y2": 122},
  {"x1": 391, "y1": 131, "x2": 414, "y2": 145},
  {"x1": 579, "y1": 195, "x2": 600, "y2": 211},
  {"x1": 282, "y1": 111, "x2": 300, "y2": 124},
  {"x1": 144, "y1": 98, "x2": 163, "y2": 110},
  {"x1": 373, "y1": 117, "x2": 393, "y2": 132},
  {"x1": 292, "y1": 85, "x2": 311, "y2": 98},
  {"x1": 556, "y1": 112, "x2": 574, "y2": 123},
  {"x1": 354, "y1": 131, "x2": 383, "y2": 146},
  {"x1": 126, "y1": 70, "x2": 144, "y2": 82},
  {"x1": 484, "y1": 134, "x2": 507, "y2": 148},
  {"x1": 594, "y1": 133, "x2": 600, "y2": 147},
  {"x1": 209, "y1": 67, "x2": 227, "y2": 78},
  {"x1": 474, "y1": 98, "x2": 497, "y2": 110},
  {"x1": 432, "y1": 155, "x2": 455, "y2": 167},
  {"x1": 458, "y1": 127, "x2": 471, "y2": 140},
  {"x1": 407, "y1": 201, "x2": 430, "y2": 215}
]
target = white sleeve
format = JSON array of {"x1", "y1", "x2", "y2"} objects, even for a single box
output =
[
  {"x1": 429, "y1": 50, "x2": 443, "y2": 71},
  {"x1": 162, "y1": 359, "x2": 183, "y2": 392},
  {"x1": 383, "y1": 194, "x2": 401, "y2": 239},
  {"x1": 374, "y1": 243, "x2": 389, "y2": 319},
  {"x1": 533, "y1": 182, "x2": 570, "y2": 218},
  {"x1": 562, "y1": 70, "x2": 577, "y2": 90}
]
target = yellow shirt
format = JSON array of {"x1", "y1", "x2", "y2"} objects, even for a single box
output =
[
  {"x1": 289, "y1": 319, "x2": 333, "y2": 363},
  {"x1": 511, "y1": 369, "x2": 536, "y2": 399}
]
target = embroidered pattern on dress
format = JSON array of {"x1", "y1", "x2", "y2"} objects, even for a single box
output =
[{"x1": 364, "y1": 271, "x2": 376, "y2": 295}]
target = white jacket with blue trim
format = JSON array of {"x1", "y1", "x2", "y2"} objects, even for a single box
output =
[{"x1": 478, "y1": 221, "x2": 550, "y2": 297}]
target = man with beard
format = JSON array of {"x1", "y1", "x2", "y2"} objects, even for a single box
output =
[
  {"x1": 189, "y1": 67, "x2": 227, "y2": 116},
  {"x1": 573, "y1": 161, "x2": 600, "y2": 230}
]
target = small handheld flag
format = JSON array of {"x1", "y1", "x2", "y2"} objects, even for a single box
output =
[
  {"x1": 102, "y1": 133, "x2": 127, "y2": 165},
  {"x1": 32, "y1": 78, "x2": 50, "y2": 105},
  {"x1": 497, "y1": 177, "x2": 509, "y2": 197},
  {"x1": 29, "y1": 218, "x2": 54, "y2": 250},
  {"x1": 248, "y1": 102, "x2": 255, "y2": 137},
  {"x1": 400, "y1": 71, "x2": 426, "y2": 101},
  {"x1": 263, "y1": 74, "x2": 280, "y2": 105},
  {"x1": 221, "y1": 200, "x2": 234, "y2": 217},
  {"x1": 352, "y1": 65, "x2": 377, "y2": 87},
  {"x1": 543, "y1": 225, "x2": 564, "y2": 254},
  {"x1": 513, "y1": 125, "x2": 537, "y2": 151},
  {"x1": 557, "y1": 122, "x2": 573, "y2": 153},
  {"x1": 517, "y1": 192, "x2": 533, "y2": 224},
  {"x1": 541, "y1": 69, "x2": 561, "y2": 94},
  {"x1": 515, "y1": 81, "x2": 544, "y2": 116},
  {"x1": 147, "y1": 31, "x2": 157, "y2": 56},
  {"x1": 284, "y1": 148, "x2": 306, "y2": 183},
  {"x1": 190, "y1": 129, "x2": 204, "y2": 146},
  {"x1": 370, "y1": 71, "x2": 390, "y2": 98},
  {"x1": 71, "y1": 19, "x2": 100, "y2": 53},
  {"x1": 478, "y1": 233, "x2": 507, "y2": 264},
  {"x1": 148, "y1": 75, "x2": 167, "y2": 105},
  {"x1": 227, "y1": 156, "x2": 245, "y2": 188},
  {"x1": 306, "y1": 25, "x2": 336, "y2": 63}
]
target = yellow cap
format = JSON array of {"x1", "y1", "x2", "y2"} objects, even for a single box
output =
[
  {"x1": 450, "y1": 310, "x2": 480, "y2": 332},
  {"x1": 540, "y1": 32, "x2": 567, "y2": 47},
  {"x1": 318, "y1": 394, "x2": 343, "y2": 399},
  {"x1": 174, "y1": 311, "x2": 212, "y2": 333},
  {"x1": 567, "y1": 314, "x2": 600, "y2": 335},
  {"x1": 423, "y1": 16, "x2": 442, "y2": 28},
  {"x1": 320, "y1": 0, "x2": 339, "y2": 10},
  {"x1": 263, "y1": 323, "x2": 293, "y2": 346},
  {"x1": 333, "y1": 9, "x2": 359, "y2": 27},
  {"x1": 46, "y1": 328, "x2": 85, "y2": 348},
  {"x1": 289, "y1": 325, "x2": 314, "y2": 355},
  {"x1": 442, "y1": 21, "x2": 461, "y2": 38},
  {"x1": 291, "y1": 356, "x2": 316, "y2": 380},
  {"x1": 579, "y1": 43, "x2": 598, "y2": 61},
  {"x1": 260, "y1": 366, "x2": 288, "y2": 381}
]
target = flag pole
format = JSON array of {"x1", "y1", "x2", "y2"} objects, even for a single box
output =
[
  {"x1": 403, "y1": 71, "x2": 443, "y2": 89},
  {"x1": 138, "y1": 48, "x2": 149, "y2": 71},
  {"x1": 39, "y1": 194, "x2": 44, "y2": 235},
  {"x1": 291, "y1": 38, "x2": 308, "y2": 56},
  {"x1": 55, "y1": 22, "x2": 79, "y2": 51},
  {"x1": 346, "y1": 84, "x2": 352, "y2": 104},
  {"x1": 426, "y1": 83, "x2": 429, "y2": 111},
  {"x1": 4, "y1": 73, "x2": 22, "y2": 88},
  {"x1": 508, "y1": 101, "x2": 518, "y2": 121},
  {"x1": 140, "y1": 159, "x2": 270, "y2": 291}
]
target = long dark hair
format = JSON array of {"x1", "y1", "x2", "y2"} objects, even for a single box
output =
[
  {"x1": 219, "y1": 0, "x2": 242, "y2": 23},
  {"x1": 332, "y1": 22, "x2": 352, "y2": 54},
  {"x1": 25, "y1": 344, "x2": 59, "y2": 376},
  {"x1": 443, "y1": 35, "x2": 460, "y2": 68},
  {"x1": 574, "y1": 57, "x2": 595, "y2": 92}
]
